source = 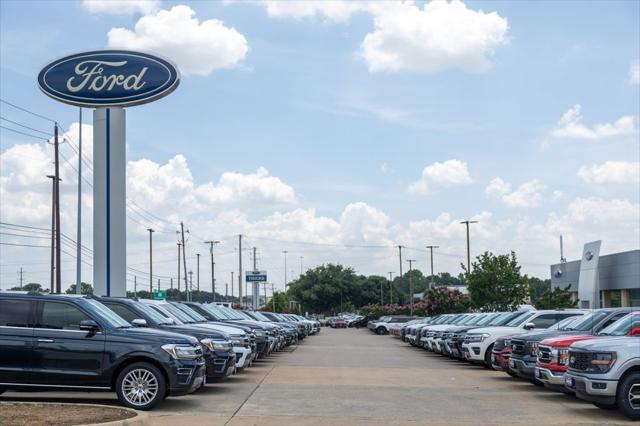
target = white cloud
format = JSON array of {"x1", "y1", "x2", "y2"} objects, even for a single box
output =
[
  {"x1": 380, "y1": 162, "x2": 393, "y2": 175},
  {"x1": 627, "y1": 61, "x2": 640, "y2": 85},
  {"x1": 408, "y1": 159, "x2": 472, "y2": 195},
  {"x1": 107, "y1": 5, "x2": 248, "y2": 75},
  {"x1": 485, "y1": 177, "x2": 544, "y2": 208},
  {"x1": 258, "y1": 0, "x2": 370, "y2": 23},
  {"x1": 361, "y1": 0, "x2": 508, "y2": 73},
  {"x1": 552, "y1": 190, "x2": 565, "y2": 200},
  {"x1": 83, "y1": 0, "x2": 160, "y2": 15},
  {"x1": 552, "y1": 104, "x2": 636, "y2": 140},
  {"x1": 577, "y1": 161, "x2": 640, "y2": 185}
]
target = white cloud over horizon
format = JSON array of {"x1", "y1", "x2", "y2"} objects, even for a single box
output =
[
  {"x1": 107, "y1": 5, "x2": 249, "y2": 75},
  {"x1": 577, "y1": 161, "x2": 640, "y2": 185},
  {"x1": 485, "y1": 177, "x2": 544, "y2": 208},
  {"x1": 552, "y1": 104, "x2": 636, "y2": 140},
  {"x1": 83, "y1": 0, "x2": 160, "y2": 15},
  {"x1": 408, "y1": 159, "x2": 472, "y2": 195}
]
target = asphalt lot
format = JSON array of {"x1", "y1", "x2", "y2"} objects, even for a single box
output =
[{"x1": 3, "y1": 328, "x2": 633, "y2": 425}]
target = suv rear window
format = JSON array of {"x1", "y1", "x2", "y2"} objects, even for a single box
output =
[{"x1": 0, "y1": 299, "x2": 34, "y2": 327}]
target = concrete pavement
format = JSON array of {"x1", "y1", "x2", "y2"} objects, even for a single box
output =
[{"x1": 3, "y1": 328, "x2": 632, "y2": 425}]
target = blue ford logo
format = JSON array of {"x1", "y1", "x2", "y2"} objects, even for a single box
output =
[{"x1": 38, "y1": 50, "x2": 180, "y2": 107}]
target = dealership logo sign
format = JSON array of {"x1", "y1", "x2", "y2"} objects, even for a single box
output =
[{"x1": 38, "y1": 50, "x2": 180, "y2": 107}]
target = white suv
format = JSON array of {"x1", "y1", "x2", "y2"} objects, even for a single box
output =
[{"x1": 462, "y1": 309, "x2": 586, "y2": 366}]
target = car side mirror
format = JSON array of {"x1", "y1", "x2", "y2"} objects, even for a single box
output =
[
  {"x1": 630, "y1": 327, "x2": 640, "y2": 336},
  {"x1": 523, "y1": 322, "x2": 536, "y2": 330},
  {"x1": 132, "y1": 319, "x2": 147, "y2": 328},
  {"x1": 79, "y1": 319, "x2": 100, "y2": 332}
]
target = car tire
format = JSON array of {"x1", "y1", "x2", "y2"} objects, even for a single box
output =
[
  {"x1": 376, "y1": 327, "x2": 386, "y2": 335},
  {"x1": 483, "y1": 344, "x2": 494, "y2": 368},
  {"x1": 506, "y1": 370, "x2": 518, "y2": 378},
  {"x1": 530, "y1": 379, "x2": 544, "y2": 387},
  {"x1": 116, "y1": 362, "x2": 166, "y2": 411},
  {"x1": 616, "y1": 371, "x2": 640, "y2": 420},
  {"x1": 594, "y1": 402, "x2": 617, "y2": 410},
  {"x1": 0, "y1": 388, "x2": 5, "y2": 395}
]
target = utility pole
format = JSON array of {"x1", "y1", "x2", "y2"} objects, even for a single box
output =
[
  {"x1": 204, "y1": 240, "x2": 219, "y2": 301},
  {"x1": 238, "y1": 234, "x2": 243, "y2": 305},
  {"x1": 170, "y1": 277, "x2": 173, "y2": 290},
  {"x1": 397, "y1": 245, "x2": 404, "y2": 304},
  {"x1": 271, "y1": 283, "x2": 275, "y2": 312},
  {"x1": 231, "y1": 271, "x2": 234, "y2": 299},
  {"x1": 225, "y1": 282, "x2": 228, "y2": 298},
  {"x1": 46, "y1": 174, "x2": 57, "y2": 294},
  {"x1": 188, "y1": 270, "x2": 193, "y2": 297},
  {"x1": 134, "y1": 275, "x2": 137, "y2": 297},
  {"x1": 426, "y1": 245, "x2": 439, "y2": 289},
  {"x1": 157, "y1": 278, "x2": 160, "y2": 292},
  {"x1": 180, "y1": 223, "x2": 188, "y2": 301},
  {"x1": 147, "y1": 228, "x2": 154, "y2": 293},
  {"x1": 76, "y1": 108, "x2": 82, "y2": 295},
  {"x1": 54, "y1": 123, "x2": 61, "y2": 294},
  {"x1": 406, "y1": 259, "x2": 416, "y2": 315},
  {"x1": 300, "y1": 256, "x2": 303, "y2": 275},
  {"x1": 177, "y1": 242, "x2": 182, "y2": 294},
  {"x1": 196, "y1": 253, "x2": 200, "y2": 293},
  {"x1": 252, "y1": 246, "x2": 258, "y2": 309},
  {"x1": 460, "y1": 221, "x2": 478, "y2": 274},
  {"x1": 388, "y1": 272, "x2": 394, "y2": 304},
  {"x1": 380, "y1": 274, "x2": 383, "y2": 305},
  {"x1": 283, "y1": 250, "x2": 288, "y2": 287},
  {"x1": 19, "y1": 267, "x2": 23, "y2": 289}
]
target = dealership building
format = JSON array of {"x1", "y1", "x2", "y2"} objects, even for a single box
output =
[{"x1": 550, "y1": 242, "x2": 640, "y2": 308}]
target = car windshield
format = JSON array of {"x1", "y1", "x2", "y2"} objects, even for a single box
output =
[
  {"x1": 565, "y1": 310, "x2": 611, "y2": 331},
  {"x1": 251, "y1": 311, "x2": 271, "y2": 321},
  {"x1": 84, "y1": 299, "x2": 131, "y2": 328},
  {"x1": 195, "y1": 304, "x2": 225, "y2": 320},
  {"x1": 158, "y1": 303, "x2": 195, "y2": 323},
  {"x1": 475, "y1": 314, "x2": 497, "y2": 326},
  {"x1": 132, "y1": 301, "x2": 175, "y2": 325},
  {"x1": 557, "y1": 315, "x2": 584, "y2": 330},
  {"x1": 218, "y1": 306, "x2": 246, "y2": 320},
  {"x1": 173, "y1": 303, "x2": 209, "y2": 322},
  {"x1": 505, "y1": 311, "x2": 536, "y2": 327},
  {"x1": 599, "y1": 312, "x2": 640, "y2": 336},
  {"x1": 491, "y1": 312, "x2": 519, "y2": 326}
]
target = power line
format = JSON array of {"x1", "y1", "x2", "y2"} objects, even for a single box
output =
[
  {"x1": 0, "y1": 99, "x2": 57, "y2": 123},
  {"x1": 0, "y1": 125, "x2": 47, "y2": 140},
  {"x1": 0, "y1": 242, "x2": 50, "y2": 248},
  {"x1": 0, "y1": 116, "x2": 51, "y2": 136}
]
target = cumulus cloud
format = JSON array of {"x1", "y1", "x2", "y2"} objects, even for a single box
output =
[
  {"x1": 552, "y1": 104, "x2": 636, "y2": 140},
  {"x1": 628, "y1": 61, "x2": 640, "y2": 85},
  {"x1": 361, "y1": 0, "x2": 509, "y2": 73},
  {"x1": 83, "y1": 0, "x2": 160, "y2": 15},
  {"x1": 485, "y1": 177, "x2": 544, "y2": 208},
  {"x1": 577, "y1": 161, "x2": 640, "y2": 185},
  {"x1": 257, "y1": 0, "x2": 370, "y2": 23},
  {"x1": 107, "y1": 5, "x2": 248, "y2": 75},
  {"x1": 408, "y1": 159, "x2": 472, "y2": 195}
]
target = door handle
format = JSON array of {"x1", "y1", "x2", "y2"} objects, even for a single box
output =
[{"x1": 37, "y1": 338, "x2": 54, "y2": 343}]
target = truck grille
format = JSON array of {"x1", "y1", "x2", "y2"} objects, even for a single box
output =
[
  {"x1": 511, "y1": 338, "x2": 526, "y2": 355},
  {"x1": 569, "y1": 351, "x2": 592, "y2": 371},
  {"x1": 538, "y1": 345, "x2": 552, "y2": 364}
]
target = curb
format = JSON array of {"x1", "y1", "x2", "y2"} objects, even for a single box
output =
[{"x1": 0, "y1": 401, "x2": 148, "y2": 426}]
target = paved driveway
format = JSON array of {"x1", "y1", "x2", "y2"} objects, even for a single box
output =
[{"x1": 3, "y1": 328, "x2": 632, "y2": 425}]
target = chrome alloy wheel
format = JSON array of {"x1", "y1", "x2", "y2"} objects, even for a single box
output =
[
  {"x1": 121, "y1": 368, "x2": 159, "y2": 406},
  {"x1": 629, "y1": 383, "x2": 640, "y2": 410}
]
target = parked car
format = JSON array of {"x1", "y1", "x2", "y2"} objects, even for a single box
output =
[
  {"x1": 462, "y1": 309, "x2": 586, "y2": 367},
  {"x1": 0, "y1": 293, "x2": 205, "y2": 410},
  {"x1": 331, "y1": 318, "x2": 347, "y2": 328},
  {"x1": 537, "y1": 311, "x2": 640, "y2": 393},
  {"x1": 98, "y1": 297, "x2": 237, "y2": 382},
  {"x1": 564, "y1": 327, "x2": 640, "y2": 420},
  {"x1": 368, "y1": 316, "x2": 412, "y2": 335}
]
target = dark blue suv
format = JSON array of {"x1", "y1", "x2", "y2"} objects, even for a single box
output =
[{"x1": 0, "y1": 293, "x2": 205, "y2": 410}]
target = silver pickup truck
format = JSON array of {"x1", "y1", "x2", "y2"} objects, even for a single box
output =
[{"x1": 564, "y1": 319, "x2": 640, "y2": 420}]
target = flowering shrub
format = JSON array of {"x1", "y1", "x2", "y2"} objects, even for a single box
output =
[{"x1": 359, "y1": 287, "x2": 470, "y2": 318}]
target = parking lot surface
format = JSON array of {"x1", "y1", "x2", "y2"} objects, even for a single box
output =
[{"x1": 4, "y1": 328, "x2": 632, "y2": 425}]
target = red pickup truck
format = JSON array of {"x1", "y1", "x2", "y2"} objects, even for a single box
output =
[{"x1": 535, "y1": 311, "x2": 640, "y2": 392}]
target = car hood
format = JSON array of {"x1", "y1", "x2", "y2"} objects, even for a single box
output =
[
  {"x1": 570, "y1": 336, "x2": 638, "y2": 351},
  {"x1": 540, "y1": 334, "x2": 599, "y2": 348},
  {"x1": 114, "y1": 326, "x2": 198, "y2": 344},
  {"x1": 467, "y1": 326, "x2": 518, "y2": 337},
  {"x1": 187, "y1": 323, "x2": 247, "y2": 336},
  {"x1": 166, "y1": 325, "x2": 229, "y2": 340},
  {"x1": 512, "y1": 329, "x2": 577, "y2": 342}
]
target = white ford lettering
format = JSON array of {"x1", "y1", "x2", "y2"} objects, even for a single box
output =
[{"x1": 66, "y1": 60, "x2": 148, "y2": 93}]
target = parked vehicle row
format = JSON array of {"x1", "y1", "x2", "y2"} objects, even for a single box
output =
[
  {"x1": 374, "y1": 307, "x2": 640, "y2": 420},
  {"x1": 0, "y1": 292, "x2": 318, "y2": 411}
]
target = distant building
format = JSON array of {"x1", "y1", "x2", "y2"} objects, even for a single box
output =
[{"x1": 550, "y1": 243, "x2": 639, "y2": 308}]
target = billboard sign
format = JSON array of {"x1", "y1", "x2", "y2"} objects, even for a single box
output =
[
  {"x1": 38, "y1": 50, "x2": 180, "y2": 108},
  {"x1": 246, "y1": 271, "x2": 267, "y2": 282}
]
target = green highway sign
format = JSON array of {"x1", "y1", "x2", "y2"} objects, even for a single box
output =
[{"x1": 153, "y1": 290, "x2": 167, "y2": 300}]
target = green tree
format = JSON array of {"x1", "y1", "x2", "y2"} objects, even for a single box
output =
[
  {"x1": 535, "y1": 285, "x2": 577, "y2": 309},
  {"x1": 65, "y1": 282, "x2": 94, "y2": 295},
  {"x1": 466, "y1": 251, "x2": 530, "y2": 311},
  {"x1": 528, "y1": 276, "x2": 551, "y2": 304},
  {"x1": 9, "y1": 282, "x2": 48, "y2": 293},
  {"x1": 288, "y1": 264, "x2": 359, "y2": 314}
]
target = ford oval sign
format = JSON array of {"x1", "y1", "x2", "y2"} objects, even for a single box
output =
[{"x1": 38, "y1": 50, "x2": 180, "y2": 107}]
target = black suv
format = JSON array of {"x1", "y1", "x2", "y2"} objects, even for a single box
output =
[
  {"x1": 98, "y1": 297, "x2": 237, "y2": 382},
  {"x1": 0, "y1": 293, "x2": 205, "y2": 410}
]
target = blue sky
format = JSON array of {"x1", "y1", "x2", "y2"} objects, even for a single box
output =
[{"x1": 1, "y1": 0, "x2": 638, "y2": 291}]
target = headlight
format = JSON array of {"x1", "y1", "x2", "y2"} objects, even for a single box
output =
[
  {"x1": 530, "y1": 342, "x2": 539, "y2": 355},
  {"x1": 231, "y1": 338, "x2": 245, "y2": 347},
  {"x1": 254, "y1": 330, "x2": 265, "y2": 337},
  {"x1": 555, "y1": 348, "x2": 569, "y2": 365},
  {"x1": 200, "y1": 338, "x2": 232, "y2": 352},
  {"x1": 162, "y1": 344, "x2": 200, "y2": 359},
  {"x1": 590, "y1": 352, "x2": 616, "y2": 373},
  {"x1": 503, "y1": 339, "x2": 511, "y2": 347},
  {"x1": 466, "y1": 333, "x2": 489, "y2": 343}
]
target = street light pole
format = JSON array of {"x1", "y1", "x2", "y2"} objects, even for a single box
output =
[
  {"x1": 426, "y1": 245, "x2": 439, "y2": 289},
  {"x1": 397, "y1": 245, "x2": 404, "y2": 304},
  {"x1": 147, "y1": 228, "x2": 154, "y2": 293},
  {"x1": 204, "y1": 241, "x2": 219, "y2": 301},
  {"x1": 388, "y1": 272, "x2": 394, "y2": 304},
  {"x1": 460, "y1": 221, "x2": 478, "y2": 274},
  {"x1": 406, "y1": 259, "x2": 416, "y2": 316},
  {"x1": 283, "y1": 250, "x2": 288, "y2": 287}
]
